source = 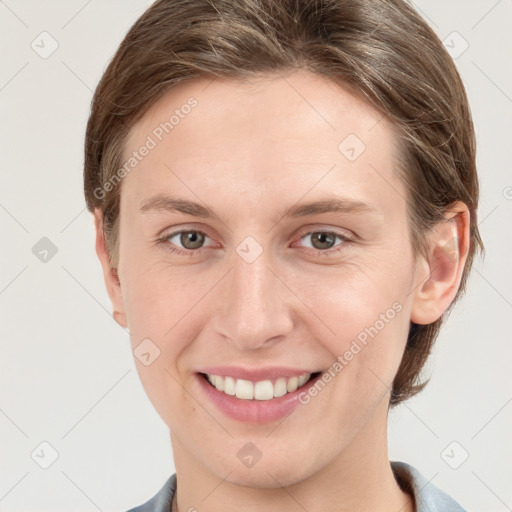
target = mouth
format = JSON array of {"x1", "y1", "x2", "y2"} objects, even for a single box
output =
[
  {"x1": 199, "y1": 371, "x2": 322, "y2": 401},
  {"x1": 195, "y1": 368, "x2": 325, "y2": 423}
]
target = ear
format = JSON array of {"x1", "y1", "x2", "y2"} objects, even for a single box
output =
[
  {"x1": 410, "y1": 201, "x2": 470, "y2": 325},
  {"x1": 93, "y1": 209, "x2": 128, "y2": 329}
]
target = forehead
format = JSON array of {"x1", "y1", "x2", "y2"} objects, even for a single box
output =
[{"x1": 120, "y1": 70, "x2": 404, "y2": 221}]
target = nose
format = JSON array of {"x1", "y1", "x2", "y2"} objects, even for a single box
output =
[{"x1": 214, "y1": 247, "x2": 295, "y2": 351}]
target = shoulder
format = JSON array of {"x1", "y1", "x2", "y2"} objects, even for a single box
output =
[
  {"x1": 391, "y1": 461, "x2": 467, "y2": 512},
  {"x1": 125, "y1": 474, "x2": 177, "y2": 512},
  {"x1": 125, "y1": 465, "x2": 466, "y2": 512}
]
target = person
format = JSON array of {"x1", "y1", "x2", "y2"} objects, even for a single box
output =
[{"x1": 83, "y1": 0, "x2": 483, "y2": 510}]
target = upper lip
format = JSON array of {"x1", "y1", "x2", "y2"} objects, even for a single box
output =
[{"x1": 197, "y1": 366, "x2": 321, "y2": 382}]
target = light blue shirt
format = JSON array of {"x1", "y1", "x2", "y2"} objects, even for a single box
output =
[{"x1": 126, "y1": 461, "x2": 466, "y2": 511}]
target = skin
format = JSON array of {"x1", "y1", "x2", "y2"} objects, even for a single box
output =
[{"x1": 94, "y1": 70, "x2": 469, "y2": 512}]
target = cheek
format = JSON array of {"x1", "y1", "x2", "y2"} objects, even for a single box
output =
[
  {"x1": 302, "y1": 262, "x2": 408, "y2": 337},
  {"x1": 132, "y1": 356, "x2": 200, "y2": 436},
  {"x1": 297, "y1": 259, "x2": 412, "y2": 385},
  {"x1": 121, "y1": 254, "x2": 208, "y2": 343},
  {"x1": 121, "y1": 262, "x2": 220, "y2": 412}
]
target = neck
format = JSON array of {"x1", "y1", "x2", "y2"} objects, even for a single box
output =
[{"x1": 170, "y1": 398, "x2": 414, "y2": 512}]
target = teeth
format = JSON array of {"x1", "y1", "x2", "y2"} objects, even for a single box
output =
[
  {"x1": 235, "y1": 379, "x2": 254, "y2": 400},
  {"x1": 286, "y1": 376, "x2": 299, "y2": 392},
  {"x1": 273, "y1": 377, "x2": 287, "y2": 397},
  {"x1": 224, "y1": 376, "x2": 236, "y2": 396},
  {"x1": 205, "y1": 373, "x2": 314, "y2": 400},
  {"x1": 254, "y1": 380, "x2": 274, "y2": 400},
  {"x1": 298, "y1": 374, "x2": 309, "y2": 387}
]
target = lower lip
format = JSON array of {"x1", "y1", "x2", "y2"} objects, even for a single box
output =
[{"x1": 196, "y1": 372, "x2": 322, "y2": 424}]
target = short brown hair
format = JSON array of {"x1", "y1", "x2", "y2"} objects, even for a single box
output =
[{"x1": 83, "y1": 0, "x2": 484, "y2": 406}]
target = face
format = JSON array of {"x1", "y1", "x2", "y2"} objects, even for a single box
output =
[{"x1": 101, "y1": 70, "x2": 434, "y2": 487}]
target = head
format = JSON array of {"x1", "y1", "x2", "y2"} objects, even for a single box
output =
[{"x1": 84, "y1": 0, "x2": 483, "y2": 487}]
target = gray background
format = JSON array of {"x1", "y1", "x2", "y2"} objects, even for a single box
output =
[{"x1": 1, "y1": 1, "x2": 511, "y2": 510}]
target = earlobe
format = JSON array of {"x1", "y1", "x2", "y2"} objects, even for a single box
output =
[
  {"x1": 113, "y1": 310, "x2": 128, "y2": 329},
  {"x1": 93, "y1": 209, "x2": 128, "y2": 329},
  {"x1": 410, "y1": 202, "x2": 470, "y2": 325}
]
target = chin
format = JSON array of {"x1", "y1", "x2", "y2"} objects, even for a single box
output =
[
  {"x1": 225, "y1": 463, "x2": 313, "y2": 489},
  {"x1": 204, "y1": 445, "x2": 323, "y2": 489}
]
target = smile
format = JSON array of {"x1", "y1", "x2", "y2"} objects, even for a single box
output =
[{"x1": 202, "y1": 372, "x2": 320, "y2": 400}]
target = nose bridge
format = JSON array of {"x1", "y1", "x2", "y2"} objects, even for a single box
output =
[{"x1": 218, "y1": 245, "x2": 293, "y2": 349}]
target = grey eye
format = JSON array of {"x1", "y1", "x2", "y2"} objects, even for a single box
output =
[
  {"x1": 172, "y1": 230, "x2": 206, "y2": 250},
  {"x1": 301, "y1": 231, "x2": 345, "y2": 251},
  {"x1": 308, "y1": 232, "x2": 337, "y2": 250}
]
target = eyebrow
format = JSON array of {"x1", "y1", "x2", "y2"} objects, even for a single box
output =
[{"x1": 138, "y1": 194, "x2": 379, "y2": 221}]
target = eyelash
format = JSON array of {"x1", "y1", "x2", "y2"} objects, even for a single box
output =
[{"x1": 157, "y1": 228, "x2": 353, "y2": 257}]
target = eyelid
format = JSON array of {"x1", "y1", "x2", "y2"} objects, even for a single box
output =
[
  {"x1": 292, "y1": 224, "x2": 356, "y2": 244},
  {"x1": 158, "y1": 222, "x2": 219, "y2": 241},
  {"x1": 159, "y1": 227, "x2": 217, "y2": 250}
]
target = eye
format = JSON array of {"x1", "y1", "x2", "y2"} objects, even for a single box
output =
[
  {"x1": 159, "y1": 229, "x2": 215, "y2": 255},
  {"x1": 295, "y1": 230, "x2": 351, "y2": 255}
]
